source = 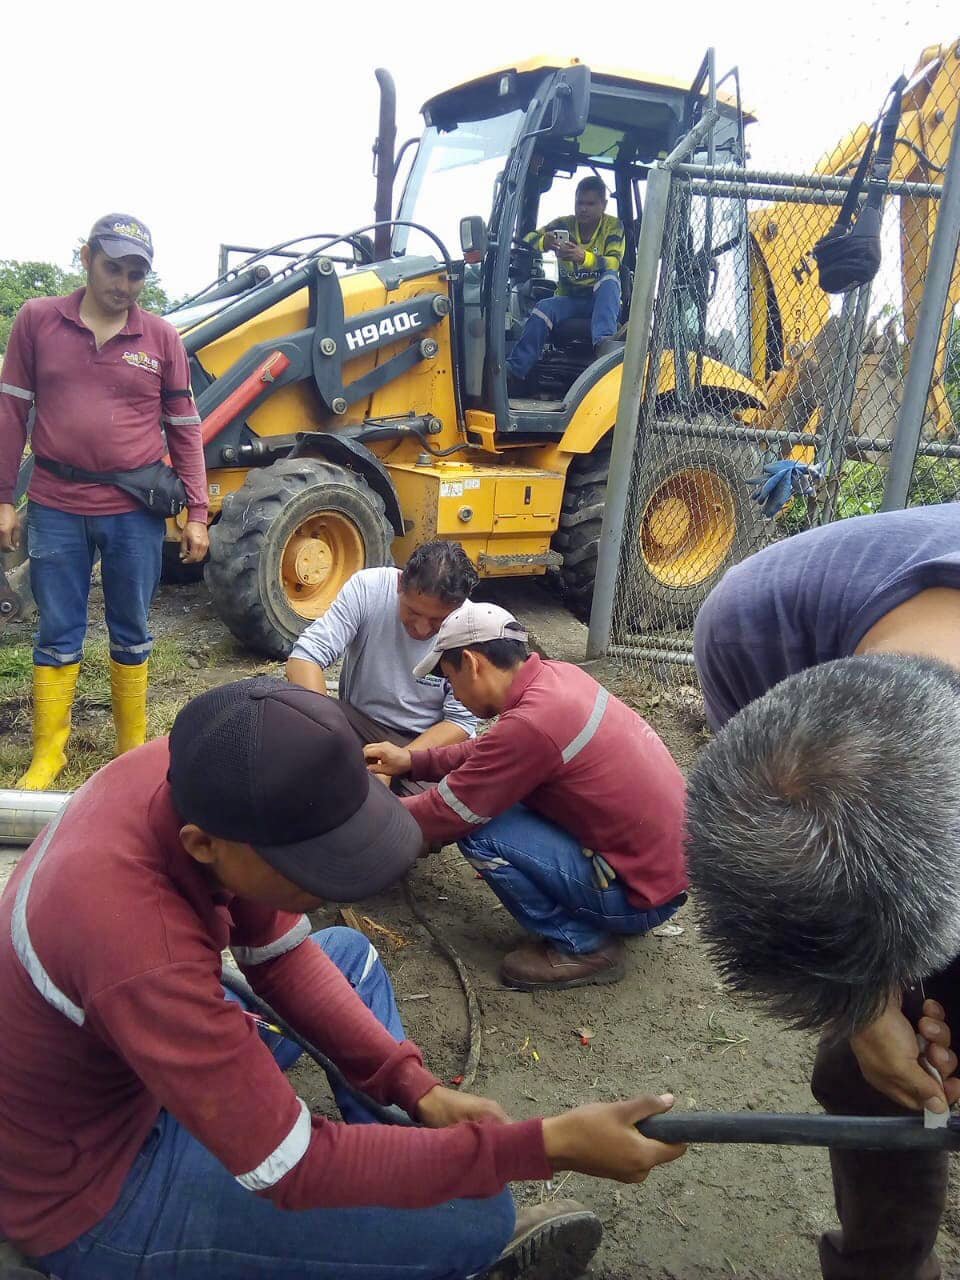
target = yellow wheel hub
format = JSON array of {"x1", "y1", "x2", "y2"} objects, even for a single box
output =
[
  {"x1": 280, "y1": 512, "x2": 364, "y2": 619},
  {"x1": 640, "y1": 467, "x2": 736, "y2": 589}
]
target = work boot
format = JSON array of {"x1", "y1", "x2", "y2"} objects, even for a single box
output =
[
  {"x1": 481, "y1": 1199, "x2": 602, "y2": 1279},
  {"x1": 110, "y1": 658, "x2": 149, "y2": 755},
  {"x1": 500, "y1": 938, "x2": 625, "y2": 991},
  {"x1": 17, "y1": 663, "x2": 81, "y2": 791}
]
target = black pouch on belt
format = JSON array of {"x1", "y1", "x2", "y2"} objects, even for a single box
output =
[
  {"x1": 33, "y1": 455, "x2": 188, "y2": 518},
  {"x1": 811, "y1": 75, "x2": 906, "y2": 294}
]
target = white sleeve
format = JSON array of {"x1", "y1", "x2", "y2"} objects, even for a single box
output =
[
  {"x1": 289, "y1": 573, "x2": 367, "y2": 668},
  {"x1": 441, "y1": 685, "x2": 480, "y2": 738}
]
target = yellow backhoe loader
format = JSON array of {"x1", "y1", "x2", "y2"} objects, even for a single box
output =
[{"x1": 5, "y1": 44, "x2": 955, "y2": 650}]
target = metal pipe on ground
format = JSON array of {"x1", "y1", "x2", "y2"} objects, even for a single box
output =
[
  {"x1": 608, "y1": 644, "x2": 697, "y2": 667},
  {"x1": 0, "y1": 790, "x2": 71, "y2": 845}
]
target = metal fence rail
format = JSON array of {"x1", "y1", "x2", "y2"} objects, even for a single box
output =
[{"x1": 588, "y1": 48, "x2": 960, "y2": 683}]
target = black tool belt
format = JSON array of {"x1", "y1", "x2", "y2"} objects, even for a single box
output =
[{"x1": 34, "y1": 455, "x2": 187, "y2": 518}]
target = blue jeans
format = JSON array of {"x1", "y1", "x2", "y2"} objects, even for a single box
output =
[
  {"x1": 507, "y1": 272, "x2": 621, "y2": 378},
  {"x1": 27, "y1": 501, "x2": 165, "y2": 668},
  {"x1": 34, "y1": 927, "x2": 515, "y2": 1280},
  {"x1": 460, "y1": 806, "x2": 685, "y2": 953}
]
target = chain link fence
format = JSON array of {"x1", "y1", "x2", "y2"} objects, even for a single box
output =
[{"x1": 590, "y1": 46, "x2": 960, "y2": 680}]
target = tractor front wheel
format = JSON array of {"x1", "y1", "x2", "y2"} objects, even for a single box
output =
[{"x1": 207, "y1": 457, "x2": 394, "y2": 658}]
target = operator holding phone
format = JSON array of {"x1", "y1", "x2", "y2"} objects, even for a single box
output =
[{"x1": 506, "y1": 175, "x2": 626, "y2": 389}]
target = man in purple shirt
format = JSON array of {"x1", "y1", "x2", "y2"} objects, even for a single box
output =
[
  {"x1": 0, "y1": 213, "x2": 208, "y2": 790},
  {"x1": 688, "y1": 505, "x2": 960, "y2": 1280}
]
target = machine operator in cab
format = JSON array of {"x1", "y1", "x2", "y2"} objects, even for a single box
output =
[{"x1": 506, "y1": 175, "x2": 626, "y2": 390}]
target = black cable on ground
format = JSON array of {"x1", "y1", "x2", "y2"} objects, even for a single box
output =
[
  {"x1": 220, "y1": 966, "x2": 415, "y2": 1127},
  {"x1": 403, "y1": 876, "x2": 482, "y2": 1088}
]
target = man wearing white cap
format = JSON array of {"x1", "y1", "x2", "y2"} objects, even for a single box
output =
[{"x1": 364, "y1": 602, "x2": 688, "y2": 989}]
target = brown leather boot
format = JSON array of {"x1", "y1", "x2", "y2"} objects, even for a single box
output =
[
  {"x1": 480, "y1": 1198, "x2": 602, "y2": 1279},
  {"x1": 500, "y1": 938, "x2": 625, "y2": 991}
]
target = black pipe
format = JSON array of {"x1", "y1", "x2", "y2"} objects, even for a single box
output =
[
  {"x1": 220, "y1": 967, "x2": 415, "y2": 1127},
  {"x1": 199, "y1": 266, "x2": 272, "y2": 305},
  {"x1": 374, "y1": 69, "x2": 398, "y2": 263},
  {"x1": 181, "y1": 260, "x2": 319, "y2": 356},
  {"x1": 638, "y1": 1111, "x2": 960, "y2": 1151}
]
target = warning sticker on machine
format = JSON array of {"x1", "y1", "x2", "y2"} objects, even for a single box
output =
[
  {"x1": 440, "y1": 481, "x2": 464, "y2": 497},
  {"x1": 465, "y1": 478, "x2": 481, "y2": 490}
]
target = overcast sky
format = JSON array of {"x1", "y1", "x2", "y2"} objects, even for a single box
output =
[{"x1": 2, "y1": 0, "x2": 954, "y2": 299}]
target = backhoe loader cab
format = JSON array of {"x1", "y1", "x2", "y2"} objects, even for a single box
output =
[
  {"x1": 147, "y1": 55, "x2": 764, "y2": 659},
  {"x1": 396, "y1": 59, "x2": 752, "y2": 420}
]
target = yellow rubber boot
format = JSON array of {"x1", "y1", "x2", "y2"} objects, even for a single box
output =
[
  {"x1": 17, "y1": 663, "x2": 81, "y2": 791},
  {"x1": 110, "y1": 659, "x2": 149, "y2": 755}
]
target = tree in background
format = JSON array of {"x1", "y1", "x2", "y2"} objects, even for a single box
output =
[{"x1": 0, "y1": 252, "x2": 170, "y2": 354}]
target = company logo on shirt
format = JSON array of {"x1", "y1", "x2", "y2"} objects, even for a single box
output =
[{"x1": 122, "y1": 350, "x2": 161, "y2": 376}]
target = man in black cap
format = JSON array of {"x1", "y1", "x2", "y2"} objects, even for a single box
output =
[
  {"x1": 0, "y1": 213, "x2": 209, "y2": 790},
  {"x1": 0, "y1": 677, "x2": 684, "y2": 1279}
]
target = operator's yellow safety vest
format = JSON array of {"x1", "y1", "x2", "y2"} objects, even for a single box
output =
[{"x1": 525, "y1": 214, "x2": 626, "y2": 297}]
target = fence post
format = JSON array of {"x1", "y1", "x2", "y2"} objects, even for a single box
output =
[
  {"x1": 818, "y1": 283, "x2": 872, "y2": 525},
  {"x1": 586, "y1": 164, "x2": 673, "y2": 659},
  {"x1": 881, "y1": 112, "x2": 960, "y2": 512}
]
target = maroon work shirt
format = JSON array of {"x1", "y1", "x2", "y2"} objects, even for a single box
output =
[
  {"x1": 0, "y1": 740, "x2": 549, "y2": 1257},
  {"x1": 0, "y1": 289, "x2": 207, "y2": 521},
  {"x1": 404, "y1": 653, "x2": 689, "y2": 909}
]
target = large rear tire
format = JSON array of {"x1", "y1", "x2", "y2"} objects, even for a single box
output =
[
  {"x1": 627, "y1": 437, "x2": 766, "y2": 627},
  {"x1": 207, "y1": 458, "x2": 394, "y2": 658},
  {"x1": 551, "y1": 427, "x2": 767, "y2": 629}
]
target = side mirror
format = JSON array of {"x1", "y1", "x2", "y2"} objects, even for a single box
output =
[
  {"x1": 550, "y1": 64, "x2": 591, "y2": 138},
  {"x1": 460, "y1": 215, "x2": 488, "y2": 263}
]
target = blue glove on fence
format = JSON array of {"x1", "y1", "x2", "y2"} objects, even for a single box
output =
[{"x1": 747, "y1": 460, "x2": 823, "y2": 518}]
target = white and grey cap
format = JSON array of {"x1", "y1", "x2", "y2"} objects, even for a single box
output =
[{"x1": 412, "y1": 601, "x2": 528, "y2": 679}]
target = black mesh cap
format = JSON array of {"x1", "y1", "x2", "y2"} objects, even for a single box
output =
[{"x1": 168, "y1": 677, "x2": 422, "y2": 900}]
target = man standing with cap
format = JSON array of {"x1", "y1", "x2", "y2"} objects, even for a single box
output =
[
  {"x1": 0, "y1": 213, "x2": 208, "y2": 790},
  {"x1": 364, "y1": 602, "x2": 688, "y2": 990},
  {"x1": 0, "y1": 677, "x2": 684, "y2": 1278}
]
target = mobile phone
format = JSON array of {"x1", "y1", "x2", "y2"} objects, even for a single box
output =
[{"x1": 552, "y1": 229, "x2": 571, "y2": 245}]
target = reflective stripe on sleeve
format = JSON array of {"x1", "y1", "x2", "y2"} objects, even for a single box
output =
[
  {"x1": 11, "y1": 801, "x2": 85, "y2": 1026},
  {"x1": 232, "y1": 915, "x2": 311, "y2": 967},
  {"x1": 236, "y1": 1098, "x2": 312, "y2": 1191},
  {"x1": 437, "y1": 777, "x2": 486, "y2": 826},
  {"x1": 561, "y1": 687, "x2": 610, "y2": 763},
  {"x1": 0, "y1": 383, "x2": 35, "y2": 402},
  {"x1": 162, "y1": 413, "x2": 202, "y2": 426}
]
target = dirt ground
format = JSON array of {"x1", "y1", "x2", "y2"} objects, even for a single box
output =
[{"x1": 3, "y1": 576, "x2": 960, "y2": 1279}]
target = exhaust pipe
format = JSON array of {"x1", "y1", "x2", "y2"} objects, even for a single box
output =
[
  {"x1": 373, "y1": 68, "x2": 397, "y2": 263},
  {"x1": 0, "y1": 790, "x2": 71, "y2": 845}
]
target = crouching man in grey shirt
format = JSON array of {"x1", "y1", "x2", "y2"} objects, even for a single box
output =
[{"x1": 286, "y1": 541, "x2": 479, "y2": 794}]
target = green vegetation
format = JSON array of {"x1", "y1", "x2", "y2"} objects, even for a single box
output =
[
  {"x1": 947, "y1": 313, "x2": 960, "y2": 424},
  {"x1": 832, "y1": 455, "x2": 960, "y2": 518}
]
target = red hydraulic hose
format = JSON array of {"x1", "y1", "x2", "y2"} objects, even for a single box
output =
[{"x1": 164, "y1": 350, "x2": 292, "y2": 464}]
